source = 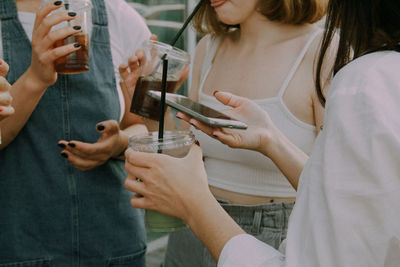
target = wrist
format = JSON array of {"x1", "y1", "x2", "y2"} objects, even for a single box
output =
[
  {"x1": 258, "y1": 126, "x2": 286, "y2": 158},
  {"x1": 25, "y1": 67, "x2": 52, "y2": 91},
  {"x1": 184, "y1": 190, "x2": 217, "y2": 227}
]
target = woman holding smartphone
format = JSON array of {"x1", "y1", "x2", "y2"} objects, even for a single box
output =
[
  {"x1": 163, "y1": 0, "x2": 330, "y2": 266},
  {"x1": 125, "y1": 0, "x2": 400, "y2": 265}
]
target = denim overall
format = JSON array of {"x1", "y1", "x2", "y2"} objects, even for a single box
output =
[{"x1": 0, "y1": 0, "x2": 146, "y2": 266}]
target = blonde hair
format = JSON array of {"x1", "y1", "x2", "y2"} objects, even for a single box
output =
[{"x1": 192, "y1": 0, "x2": 328, "y2": 36}]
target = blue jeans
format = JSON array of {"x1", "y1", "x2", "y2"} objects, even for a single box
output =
[{"x1": 163, "y1": 201, "x2": 294, "y2": 267}]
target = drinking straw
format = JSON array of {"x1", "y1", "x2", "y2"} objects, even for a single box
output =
[{"x1": 157, "y1": 0, "x2": 204, "y2": 140}]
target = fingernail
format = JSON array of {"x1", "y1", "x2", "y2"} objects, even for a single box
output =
[
  {"x1": 74, "y1": 43, "x2": 81, "y2": 48},
  {"x1": 68, "y1": 12, "x2": 77, "y2": 17},
  {"x1": 213, "y1": 90, "x2": 219, "y2": 96},
  {"x1": 61, "y1": 152, "x2": 68, "y2": 159},
  {"x1": 58, "y1": 143, "x2": 66, "y2": 148},
  {"x1": 68, "y1": 143, "x2": 76, "y2": 148},
  {"x1": 0, "y1": 108, "x2": 3, "y2": 112},
  {"x1": 195, "y1": 140, "x2": 200, "y2": 146},
  {"x1": 97, "y1": 124, "x2": 105, "y2": 131},
  {"x1": 0, "y1": 59, "x2": 2, "y2": 65},
  {"x1": 73, "y1": 25, "x2": 81, "y2": 30},
  {"x1": 54, "y1": 1, "x2": 62, "y2": 6}
]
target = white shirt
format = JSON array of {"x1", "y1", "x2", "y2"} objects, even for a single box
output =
[
  {"x1": 0, "y1": 0, "x2": 150, "y2": 121},
  {"x1": 219, "y1": 51, "x2": 400, "y2": 267}
]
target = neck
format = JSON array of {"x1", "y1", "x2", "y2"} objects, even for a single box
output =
[
  {"x1": 15, "y1": 0, "x2": 41, "y2": 13},
  {"x1": 237, "y1": 12, "x2": 313, "y2": 48}
]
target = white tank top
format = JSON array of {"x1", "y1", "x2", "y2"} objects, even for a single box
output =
[{"x1": 194, "y1": 30, "x2": 321, "y2": 197}]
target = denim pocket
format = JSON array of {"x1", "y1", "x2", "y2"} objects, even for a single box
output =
[
  {"x1": 107, "y1": 248, "x2": 146, "y2": 267},
  {"x1": 0, "y1": 258, "x2": 51, "y2": 267}
]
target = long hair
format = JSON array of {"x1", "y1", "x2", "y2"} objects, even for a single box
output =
[{"x1": 316, "y1": 0, "x2": 400, "y2": 106}]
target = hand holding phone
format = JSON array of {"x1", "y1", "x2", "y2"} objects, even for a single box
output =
[{"x1": 147, "y1": 90, "x2": 248, "y2": 130}]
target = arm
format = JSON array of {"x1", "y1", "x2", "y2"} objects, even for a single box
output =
[
  {"x1": 124, "y1": 145, "x2": 284, "y2": 265},
  {"x1": 0, "y1": 2, "x2": 84, "y2": 149},
  {"x1": 0, "y1": 61, "x2": 14, "y2": 121}
]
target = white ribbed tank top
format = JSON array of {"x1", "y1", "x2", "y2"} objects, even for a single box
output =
[{"x1": 194, "y1": 30, "x2": 321, "y2": 197}]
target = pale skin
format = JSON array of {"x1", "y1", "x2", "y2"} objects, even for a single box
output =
[
  {"x1": 1, "y1": 0, "x2": 148, "y2": 171},
  {"x1": 122, "y1": 0, "x2": 333, "y2": 199}
]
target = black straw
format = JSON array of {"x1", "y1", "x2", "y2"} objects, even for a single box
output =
[
  {"x1": 158, "y1": 58, "x2": 169, "y2": 141},
  {"x1": 170, "y1": 0, "x2": 204, "y2": 46},
  {"x1": 157, "y1": 0, "x2": 204, "y2": 142}
]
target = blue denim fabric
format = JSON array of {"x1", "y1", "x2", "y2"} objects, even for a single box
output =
[
  {"x1": 163, "y1": 201, "x2": 294, "y2": 267},
  {"x1": 0, "y1": 1, "x2": 146, "y2": 266}
]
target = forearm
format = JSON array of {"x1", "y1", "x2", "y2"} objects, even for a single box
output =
[
  {"x1": 0, "y1": 68, "x2": 47, "y2": 149},
  {"x1": 261, "y1": 130, "x2": 309, "y2": 190},
  {"x1": 184, "y1": 191, "x2": 245, "y2": 262}
]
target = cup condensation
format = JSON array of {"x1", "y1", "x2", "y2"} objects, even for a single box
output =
[{"x1": 128, "y1": 131, "x2": 195, "y2": 232}]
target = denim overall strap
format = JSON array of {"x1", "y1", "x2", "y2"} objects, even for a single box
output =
[
  {"x1": 0, "y1": 0, "x2": 146, "y2": 266},
  {"x1": 0, "y1": 0, "x2": 31, "y2": 82}
]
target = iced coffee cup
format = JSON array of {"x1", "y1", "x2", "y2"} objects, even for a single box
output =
[
  {"x1": 130, "y1": 41, "x2": 190, "y2": 120},
  {"x1": 46, "y1": 0, "x2": 92, "y2": 74},
  {"x1": 128, "y1": 131, "x2": 195, "y2": 232}
]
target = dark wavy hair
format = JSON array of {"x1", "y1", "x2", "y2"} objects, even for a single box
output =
[{"x1": 316, "y1": 0, "x2": 400, "y2": 106}]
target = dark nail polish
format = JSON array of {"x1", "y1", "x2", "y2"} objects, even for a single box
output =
[
  {"x1": 74, "y1": 43, "x2": 81, "y2": 48},
  {"x1": 61, "y1": 152, "x2": 68, "y2": 159},
  {"x1": 58, "y1": 143, "x2": 66, "y2": 148},
  {"x1": 195, "y1": 140, "x2": 200, "y2": 146},
  {"x1": 54, "y1": 1, "x2": 62, "y2": 6},
  {"x1": 68, "y1": 143, "x2": 76, "y2": 148},
  {"x1": 73, "y1": 25, "x2": 81, "y2": 30},
  {"x1": 213, "y1": 90, "x2": 219, "y2": 96},
  {"x1": 97, "y1": 124, "x2": 105, "y2": 131},
  {"x1": 68, "y1": 12, "x2": 77, "y2": 17}
]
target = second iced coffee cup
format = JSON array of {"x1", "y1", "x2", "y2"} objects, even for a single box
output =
[
  {"x1": 130, "y1": 40, "x2": 190, "y2": 120},
  {"x1": 128, "y1": 131, "x2": 195, "y2": 232}
]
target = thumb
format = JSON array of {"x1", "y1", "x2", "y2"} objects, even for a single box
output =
[
  {"x1": 214, "y1": 91, "x2": 247, "y2": 109},
  {"x1": 150, "y1": 34, "x2": 158, "y2": 42},
  {"x1": 185, "y1": 143, "x2": 203, "y2": 163},
  {"x1": 96, "y1": 120, "x2": 120, "y2": 137},
  {"x1": 0, "y1": 59, "x2": 9, "y2": 77}
]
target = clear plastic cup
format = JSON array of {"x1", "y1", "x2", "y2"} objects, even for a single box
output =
[
  {"x1": 45, "y1": 0, "x2": 92, "y2": 74},
  {"x1": 130, "y1": 40, "x2": 190, "y2": 120},
  {"x1": 128, "y1": 131, "x2": 195, "y2": 232}
]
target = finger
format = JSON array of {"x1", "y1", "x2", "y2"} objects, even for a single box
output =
[
  {"x1": 0, "y1": 77, "x2": 11, "y2": 93},
  {"x1": 41, "y1": 26, "x2": 82, "y2": 52},
  {"x1": 0, "y1": 91, "x2": 13, "y2": 106},
  {"x1": 60, "y1": 140, "x2": 108, "y2": 159},
  {"x1": 184, "y1": 144, "x2": 203, "y2": 162},
  {"x1": 96, "y1": 120, "x2": 120, "y2": 137},
  {"x1": 135, "y1": 49, "x2": 146, "y2": 69},
  {"x1": 124, "y1": 174, "x2": 147, "y2": 194},
  {"x1": 125, "y1": 161, "x2": 150, "y2": 183},
  {"x1": 212, "y1": 129, "x2": 238, "y2": 147},
  {"x1": 128, "y1": 55, "x2": 139, "y2": 71},
  {"x1": 150, "y1": 34, "x2": 158, "y2": 41},
  {"x1": 0, "y1": 106, "x2": 15, "y2": 117},
  {"x1": 34, "y1": 11, "x2": 76, "y2": 41},
  {"x1": 41, "y1": 42, "x2": 81, "y2": 63},
  {"x1": 125, "y1": 148, "x2": 167, "y2": 168},
  {"x1": 189, "y1": 118, "x2": 217, "y2": 137},
  {"x1": 60, "y1": 150, "x2": 102, "y2": 171},
  {"x1": 119, "y1": 63, "x2": 129, "y2": 77},
  {"x1": 130, "y1": 195, "x2": 153, "y2": 210},
  {"x1": 33, "y1": 0, "x2": 64, "y2": 30},
  {"x1": 214, "y1": 91, "x2": 248, "y2": 109},
  {"x1": 0, "y1": 59, "x2": 10, "y2": 77}
]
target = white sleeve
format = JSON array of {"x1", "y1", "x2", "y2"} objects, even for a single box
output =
[
  {"x1": 218, "y1": 234, "x2": 285, "y2": 267},
  {"x1": 319, "y1": 53, "x2": 400, "y2": 266}
]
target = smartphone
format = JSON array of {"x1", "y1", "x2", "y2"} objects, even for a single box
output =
[{"x1": 147, "y1": 90, "x2": 248, "y2": 130}]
